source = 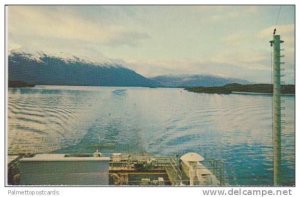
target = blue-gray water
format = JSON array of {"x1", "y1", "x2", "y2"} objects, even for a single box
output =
[{"x1": 8, "y1": 86, "x2": 295, "y2": 186}]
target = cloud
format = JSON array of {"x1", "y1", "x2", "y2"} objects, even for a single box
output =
[
  {"x1": 8, "y1": 6, "x2": 150, "y2": 52},
  {"x1": 122, "y1": 57, "x2": 270, "y2": 83},
  {"x1": 105, "y1": 31, "x2": 150, "y2": 47},
  {"x1": 255, "y1": 24, "x2": 295, "y2": 84},
  {"x1": 213, "y1": 49, "x2": 268, "y2": 69},
  {"x1": 7, "y1": 6, "x2": 295, "y2": 84},
  {"x1": 8, "y1": 41, "x2": 22, "y2": 51},
  {"x1": 215, "y1": 23, "x2": 294, "y2": 83},
  {"x1": 222, "y1": 33, "x2": 247, "y2": 46},
  {"x1": 257, "y1": 24, "x2": 294, "y2": 46},
  {"x1": 257, "y1": 24, "x2": 294, "y2": 67},
  {"x1": 208, "y1": 6, "x2": 259, "y2": 23}
]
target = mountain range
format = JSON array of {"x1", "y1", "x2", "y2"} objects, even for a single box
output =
[
  {"x1": 8, "y1": 52, "x2": 249, "y2": 88},
  {"x1": 150, "y1": 75, "x2": 249, "y2": 87},
  {"x1": 8, "y1": 52, "x2": 159, "y2": 87}
]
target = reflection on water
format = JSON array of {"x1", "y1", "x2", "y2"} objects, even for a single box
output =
[{"x1": 8, "y1": 86, "x2": 295, "y2": 186}]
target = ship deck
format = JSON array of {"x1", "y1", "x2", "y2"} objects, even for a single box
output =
[{"x1": 108, "y1": 153, "x2": 189, "y2": 185}]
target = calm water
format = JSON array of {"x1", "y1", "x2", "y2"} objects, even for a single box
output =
[{"x1": 8, "y1": 86, "x2": 295, "y2": 186}]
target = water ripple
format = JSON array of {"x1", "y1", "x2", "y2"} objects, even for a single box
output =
[{"x1": 7, "y1": 86, "x2": 295, "y2": 186}]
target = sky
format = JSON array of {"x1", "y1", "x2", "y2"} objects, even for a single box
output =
[{"x1": 7, "y1": 5, "x2": 295, "y2": 83}]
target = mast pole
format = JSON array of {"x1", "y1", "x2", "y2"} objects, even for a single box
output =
[{"x1": 270, "y1": 34, "x2": 284, "y2": 186}]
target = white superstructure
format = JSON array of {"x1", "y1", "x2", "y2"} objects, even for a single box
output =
[
  {"x1": 19, "y1": 154, "x2": 110, "y2": 185},
  {"x1": 180, "y1": 152, "x2": 220, "y2": 186}
]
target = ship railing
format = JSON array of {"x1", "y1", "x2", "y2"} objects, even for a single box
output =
[
  {"x1": 200, "y1": 159, "x2": 225, "y2": 186},
  {"x1": 156, "y1": 157, "x2": 184, "y2": 185},
  {"x1": 109, "y1": 161, "x2": 132, "y2": 170}
]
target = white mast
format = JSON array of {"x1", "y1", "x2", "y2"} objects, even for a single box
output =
[{"x1": 270, "y1": 33, "x2": 284, "y2": 186}]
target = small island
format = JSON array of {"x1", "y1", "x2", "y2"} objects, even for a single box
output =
[
  {"x1": 8, "y1": 81, "x2": 35, "y2": 88},
  {"x1": 185, "y1": 83, "x2": 295, "y2": 95}
]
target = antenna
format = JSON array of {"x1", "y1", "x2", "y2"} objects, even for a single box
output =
[{"x1": 275, "y1": 6, "x2": 282, "y2": 27}]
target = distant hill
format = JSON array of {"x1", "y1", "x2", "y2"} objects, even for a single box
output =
[
  {"x1": 186, "y1": 83, "x2": 295, "y2": 95},
  {"x1": 151, "y1": 75, "x2": 249, "y2": 87},
  {"x1": 8, "y1": 80, "x2": 35, "y2": 88},
  {"x1": 8, "y1": 52, "x2": 160, "y2": 87}
]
